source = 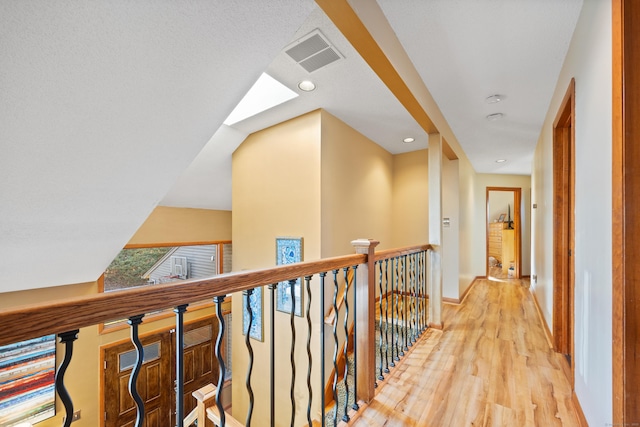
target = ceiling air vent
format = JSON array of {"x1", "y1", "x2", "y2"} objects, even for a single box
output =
[{"x1": 285, "y1": 29, "x2": 343, "y2": 73}]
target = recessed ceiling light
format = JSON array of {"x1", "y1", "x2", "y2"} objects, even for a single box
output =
[
  {"x1": 485, "y1": 94, "x2": 504, "y2": 104},
  {"x1": 298, "y1": 80, "x2": 316, "y2": 92},
  {"x1": 403, "y1": 137, "x2": 415, "y2": 143},
  {"x1": 496, "y1": 159, "x2": 507, "y2": 163},
  {"x1": 486, "y1": 113, "x2": 504, "y2": 121}
]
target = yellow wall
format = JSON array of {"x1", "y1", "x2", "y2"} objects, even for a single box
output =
[
  {"x1": 0, "y1": 206, "x2": 231, "y2": 427},
  {"x1": 231, "y1": 110, "x2": 322, "y2": 425},
  {"x1": 128, "y1": 206, "x2": 231, "y2": 245},
  {"x1": 320, "y1": 110, "x2": 394, "y2": 254},
  {"x1": 390, "y1": 150, "x2": 429, "y2": 248},
  {"x1": 231, "y1": 110, "x2": 397, "y2": 425}
]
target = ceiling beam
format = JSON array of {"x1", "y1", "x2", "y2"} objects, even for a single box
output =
[{"x1": 316, "y1": 0, "x2": 458, "y2": 160}]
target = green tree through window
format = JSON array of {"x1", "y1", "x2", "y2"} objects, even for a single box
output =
[{"x1": 104, "y1": 247, "x2": 171, "y2": 291}]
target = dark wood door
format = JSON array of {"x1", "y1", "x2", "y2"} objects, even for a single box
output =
[
  {"x1": 171, "y1": 316, "x2": 220, "y2": 424},
  {"x1": 104, "y1": 315, "x2": 221, "y2": 427},
  {"x1": 104, "y1": 332, "x2": 172, "y2": 427}
]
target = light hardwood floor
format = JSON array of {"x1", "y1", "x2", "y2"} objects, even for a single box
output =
[{"x1": 350, "y1": 278, "x2": 579, "y2": 427}]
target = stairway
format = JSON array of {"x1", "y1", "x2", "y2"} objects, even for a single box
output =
[{"x1": 323, "y1": 321, "x2": 412, "y2": 427}]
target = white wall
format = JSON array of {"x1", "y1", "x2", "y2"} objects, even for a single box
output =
[
  {"x1": 531, "y1": 0, "x2": 612, "y2": 425},
  {"x1": 488, "y1": 191, "x2": 514, "y2": 223},
  {"x1": 442, "y1": 158, "x2": 460, "y2": 299},
  {"x1": 457, "y1": 157, "x2": 477, "y2": 295}
]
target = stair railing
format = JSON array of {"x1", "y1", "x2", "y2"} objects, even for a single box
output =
[{"x1": 0, "y1": 240, "x2": 431, "y2": 427}]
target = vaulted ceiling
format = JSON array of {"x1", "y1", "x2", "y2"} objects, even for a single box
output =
[{"x1": 0, "y1": 0, "x2": 583, "y2": 292}]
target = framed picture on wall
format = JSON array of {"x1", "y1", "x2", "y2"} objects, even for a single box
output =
[
  {"x1": 275, "y1": 237, "x2": 304, "y2": 317},
  {"x1": 0, "y1": 335, "x2": 56, "y2": 426},
  {"x1": 242, "y1": 286, "x2": 263, "y2": 341}
]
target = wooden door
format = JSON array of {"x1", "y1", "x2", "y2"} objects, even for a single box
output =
[
  {"x1": 552, "y1": 78, "x2": 575, "y2": 383},
  {"x1": 104, "y1": 332, "x2": 172, "y2": 427},
  {"x1": 171, "y1": 316, "x2": 220, "y2": 424},
  {"x1": 613, "y1": 0, "x2": 640, "y2": 421}
]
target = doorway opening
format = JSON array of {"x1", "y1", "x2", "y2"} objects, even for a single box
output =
[{"x1": 486, "y1": 187, "x2": 522, "y2": 280}]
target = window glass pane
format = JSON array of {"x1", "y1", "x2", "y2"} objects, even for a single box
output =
[
  {"x1": 104, "y1": 248, "x2": 171, "y2": 291},
  {"x1": 104, "y1": 244, "x2": 222, "y2": 292},
  {"x1": 224, "y1": 312, "x2": 232, "y2": 379},
  {"x1": 223, "y1": 244, "x2": 233, "y2": 273},
  {"x1": 184, "y1": 325, "x2": 212, "y2": 348},
  {"x1": 119, "y1": 341, "x2": 161, "y2": 372}
]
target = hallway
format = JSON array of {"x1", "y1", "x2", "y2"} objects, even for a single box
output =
[{"x1": 350, "y1": 279, "x2": 579, "y2": 426}]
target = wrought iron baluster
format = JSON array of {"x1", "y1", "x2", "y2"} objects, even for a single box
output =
[
  {"x1": 319, "y1": 272, "x2": 327, "y2": 427},
  {"x1": 351, "y1": 266, "x2": 359, "y2": 411},
  {"x1": 305, "y1": 275, "x2": 313, "y2": 427},
  {"x1": 416, "y1": 252, "x2": 422, "y2": 335},
  {"x1": 174, "y1": 304, "x2": 188, "y2": 427},
  {"x1": 417, "y1": 254, "x2": 421, "y2": 336},
  {"x1": 410, "y1": 254, "x2": 416, "y2": 346},
  {"x1": 213, "y1": 296, "x2": 226, "y2": 427},
  {"x1": 341, "y1": 268, "x2": 350, "y2": 423},
  {"x1": 268, "y1": 283, "x2": 278, "y2": 427},
  {"x1": 383, "y1": 259, "x2": 390, "y2": 373},
  {"x1": 244, "y1": 289, "x2": 255, "y2": 427},
  {"x1": 398, "y1": 257, "x2": 405, "y2": 356},
  {"x1": 289, "y1": 278, "x2": 297, "y2": 427},
  {"x1": 128, "y1": 314, "x2": 145, "y2": 427},
  {"x1": 388, "y1": 258, "x2": 396, "y2": 368},
  {"x1": 331, "y1": 269, "x2": 339, "y2": 427},
  {"x1": 393, "y1": 257, "x2": 401, "y2": 360},
  {"x1": 384, "y1": 258, "x2": 396, "y2": 369},
  {"x1": 56, "y1": 330, "x2": 79, "y2": 427},
  {"x1": 403, "y1": 255, "x2": 409, "y2": 353},
  {"x1": 377, "y1": 261, "x2": 384, "y2": 383},
  {"x1": 420, "y1": 252, "x2": 425, "y2": 334}
]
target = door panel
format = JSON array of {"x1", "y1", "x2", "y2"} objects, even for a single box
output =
[
  {"x1": 104, "y1": 333, "x2": 172, "y2": 427},
  {"x1": 173, "y1": 317, "x2": 219, "y2": 422},
  {"x1": 104, "y1": 315, "x2": 221, "y2": 427}
]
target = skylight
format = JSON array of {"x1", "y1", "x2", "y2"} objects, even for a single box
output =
[{"x1": 223, "y1": 73, "x2": 298, "y2": 126}]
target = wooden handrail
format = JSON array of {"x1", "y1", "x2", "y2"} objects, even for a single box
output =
[
  {"x1": 0, "y1": 253, "x2": 366, "y2": 346},
  {"x1": 375, "y1": 244, "x2": 431, "y2": 262}
]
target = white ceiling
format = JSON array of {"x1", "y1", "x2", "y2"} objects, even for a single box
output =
[
  {"x1": 1, "y1": 1, "x2": 584, "y2": 292},
  {"x1": 161, "y1": 6, "x2": 429, "y2": 210},
  {"x1": 378, "y1": 0, "x2": 583, "y2": 175},
  {"x1": 0, "y1": 0, "x2": 316, "y2": 292},
  {"x1": 162, "y1": 0, "x2": 583, "y2": 210}
]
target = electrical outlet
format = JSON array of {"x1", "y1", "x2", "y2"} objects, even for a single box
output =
[
  {"x1": 532, "y1": 274, "x2": 537, "y2": 283},
  {"x1": 63, "y1": 410, "x2": 81, "y2": 424},
  {"x1": 64, "y1": 410, "x2": 81, "y2": 423}
]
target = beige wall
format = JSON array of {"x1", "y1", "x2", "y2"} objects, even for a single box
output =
[
  {"x1": 488, "y1": 191, "x2": 514, "y2": 223},
  {"x1": 231, "y1": 110, "x2": 323, "y2": 425},
  {"x1": 320, "y1": 110, "x2": 394, "y2": 254},
  {"x1": 231, "y1": 109, "x2": 398, "y2": 425},
  {"x1": 391, "y1": 150, "x2": 429, "y2": 248},
  {"x1": 532, "y1": 1, "x2": 612, "y2": 424},
  {"x1": 0, "y1": 207, "x2": 229, "y2": 427}
]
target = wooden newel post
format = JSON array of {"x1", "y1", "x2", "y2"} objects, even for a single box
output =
[{"x1": 351, "y1": 238, "x2": 379, "y2": 403}]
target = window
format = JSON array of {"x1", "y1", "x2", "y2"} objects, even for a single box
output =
[
  {"x1": 103, "y1": 242, "x2": 232, "y2": 292},
  {"x1": 99, "y1": 241, "x2": 232, "y2": 333}
]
